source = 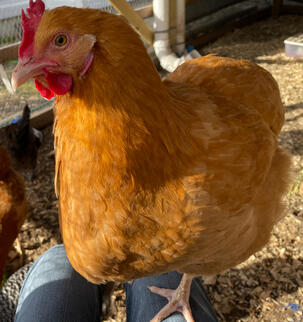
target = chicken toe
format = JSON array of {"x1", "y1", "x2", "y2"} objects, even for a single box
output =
[{"x1": 148, "y1": 273, "x2": 195, "y2": 322}]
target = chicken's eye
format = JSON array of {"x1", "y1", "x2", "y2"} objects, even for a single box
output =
[{"x1": 55, "y1": 34, "x2": 68, "y2": 47}]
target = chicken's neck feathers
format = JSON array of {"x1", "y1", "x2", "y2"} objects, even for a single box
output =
[{"x1": 54, "y1": 62, "x2": 198, "y2": 191}]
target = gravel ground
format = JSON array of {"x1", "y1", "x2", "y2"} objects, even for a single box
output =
[{"x1": 1, "y1": 14, "x2": 303, "y2": 322}]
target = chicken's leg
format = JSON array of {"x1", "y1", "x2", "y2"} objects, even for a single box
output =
[{"x1": 148, "y1": 273, "x2": 195, "y2": 322}]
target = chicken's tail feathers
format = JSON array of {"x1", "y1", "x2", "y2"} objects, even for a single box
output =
[{"x1": 250, "y1": 147, "x2": 292, "y2": 252}]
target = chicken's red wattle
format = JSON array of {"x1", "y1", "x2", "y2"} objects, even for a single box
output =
[{"x1": 35, "y1": 71, "x2": 73, "y2": 100}]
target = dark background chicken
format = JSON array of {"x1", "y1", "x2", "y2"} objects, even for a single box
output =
[{"x1": 3, "y1": 105, "x2": 43, "y2": 181}]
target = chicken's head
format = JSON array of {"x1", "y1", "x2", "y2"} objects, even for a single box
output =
[
  {"x1": 12, "y1": 0, "x2": 160, "y2": 101},
  {"x1": 11, "y1": 0, "x2": 96, "y2": 99}
]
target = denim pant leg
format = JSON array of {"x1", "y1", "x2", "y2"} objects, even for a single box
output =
[
  {"x1": 14, "y1": 245, "x2": 218, "y2": 322},
  {"x1": 125, "y1": 272, "x2": 218, "y2": 322},
  {"x1": 14, "y1": 244, "x2": 102, "y2": 322}
]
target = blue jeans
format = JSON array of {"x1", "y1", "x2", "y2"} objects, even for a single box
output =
[{"x1": 14, "y1": 245, "x2": 218, "y2": 322}]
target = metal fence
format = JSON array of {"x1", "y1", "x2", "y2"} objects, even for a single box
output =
[
  {"x1": 0, "y1": 16, "x2": 22, "y2": 47},
  {"x1": 0, "y1": 0, "x2": 152, "y2": 48}
]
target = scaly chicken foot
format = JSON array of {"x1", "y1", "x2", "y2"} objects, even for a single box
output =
[{"x1": 148, "y1": 273, "x2": 195, "y2": 322}]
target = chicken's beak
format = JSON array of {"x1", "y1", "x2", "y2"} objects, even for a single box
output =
[{"x1": 11, "y1": 58, "x2": 57, "y2": 92}]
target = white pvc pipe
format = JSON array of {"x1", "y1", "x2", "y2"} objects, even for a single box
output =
[
  {"x1": 153, "y1": 0, "x2": 200, "y2": 72},
  {"x1": 188, "y1": 48, "x2": 201, "y2": 59},
  {"x1": 153, "y1": 0, "x2": 185, "y2": 72}
]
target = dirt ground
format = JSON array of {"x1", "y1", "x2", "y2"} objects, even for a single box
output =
[{"x1": 1, "y1": 14, "x2": 303, "y2": 322}]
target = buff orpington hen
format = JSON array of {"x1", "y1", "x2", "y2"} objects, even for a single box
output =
[
  {"x1": 0, "y1": 146, "x2": 27, "y2": 283},
  {"x1": 12, "y1": 1, "x2": 291, "y2": 320}
]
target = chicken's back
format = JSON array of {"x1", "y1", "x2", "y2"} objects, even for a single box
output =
[
  {"x1": 166, "y1": 55, "x2": 284, "y2": 135},
  {"x1": 161, "y1": 56, "x2": 291, "y2": 275}
]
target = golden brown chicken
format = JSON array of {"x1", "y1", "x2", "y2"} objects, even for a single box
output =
[
  {"x1": 0, "y1": 146, "x2": 27, "y2": 282},
  {"x1": 12, "y1": 1, "x2": 291, "y2": 320}
]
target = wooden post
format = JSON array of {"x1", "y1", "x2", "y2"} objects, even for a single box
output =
[
  {"x1": 106, "y1": 0, "x2": 154, "y2": 46},
  {"x1": 169, "y1": 0, "x2": 177, "y2": 52},
  {"x1": 0, "y1": 42, "x2": 20, "y2": 64},
  {"x1": 272, "y1": 0, "x2": 283, "y2": 17},
  {"x1": 0, "y1": 104, "x2": 54, "y2": 130}
]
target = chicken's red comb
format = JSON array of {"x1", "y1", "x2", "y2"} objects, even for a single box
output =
[{"x1": 19, "y1": 0, "x2": 45, "y2": 59}]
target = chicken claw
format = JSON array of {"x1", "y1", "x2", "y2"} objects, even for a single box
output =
[{"x1": 148, "y1": 273, "x2": 195, "y2": 322}]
